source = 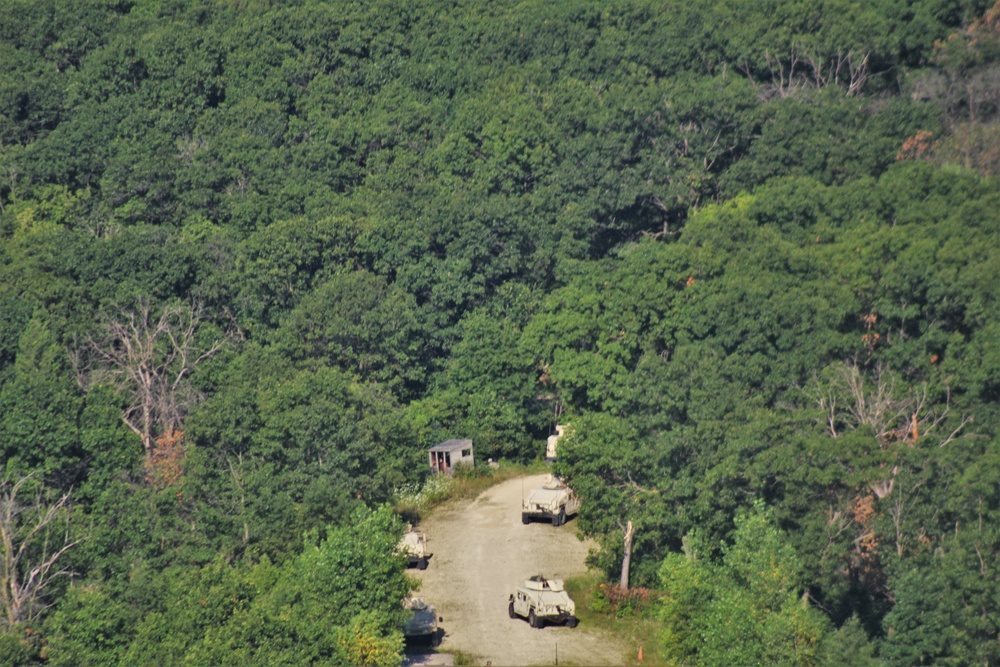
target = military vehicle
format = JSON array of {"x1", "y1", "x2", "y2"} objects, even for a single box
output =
[
  {"x1": 521, "y1": 476, "x2": 581, "y2": 526},
  {"x1": 546, "y1": 424, "x2": 568, "y2": 462},
  {"x1": 508, "y1": 575, "x2": 578, "y2": 628},
  {"x1": 402, "y1": 597, "x2": 440, "y2": 644},
  {"x1": 397, "y1": 526, "x2": 431, "y2": 569}
]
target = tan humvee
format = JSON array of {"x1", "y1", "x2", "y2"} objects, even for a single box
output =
[
  {"x1": 397, "y1": 526, "x2": 431, "y2": 569},
  {"x1": 521, "y1": 476, "x2": 581, "y2": 526},
  {"x1": 508, "y1": 575, "x2": 578, "y2": 628},
  {"x1": 402, "y1": 597, "x2": 440, "y2": 644}
]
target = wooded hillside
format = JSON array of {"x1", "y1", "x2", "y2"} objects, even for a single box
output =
[{"x1": 1, "y1": 0, "x2": 998, "y2": 664}]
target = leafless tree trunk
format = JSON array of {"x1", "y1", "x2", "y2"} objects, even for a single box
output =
[
  {"x1": 0, "y1": 474, "x2": 79, "y2": 628},
  {"x1": 887, "y1": 476, "x2": 926, "y2": 558},
  {"x1": 225, "y1": 453, "x2": 251, "y2": 548},
  {"x1": 74, "y1": 298, "x2": 223, "y2": 463},
  {"x1": 620, "y1": 520, "x2": 634, "y2": 590}
]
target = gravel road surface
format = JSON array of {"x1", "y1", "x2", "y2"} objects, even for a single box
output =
[{"x1": 410, "y1": 474, "x2": 626, "y2": 666}]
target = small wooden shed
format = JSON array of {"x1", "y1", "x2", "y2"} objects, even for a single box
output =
[{"x1": 429, "y1": 439, "x2": 474, "y2": 475}]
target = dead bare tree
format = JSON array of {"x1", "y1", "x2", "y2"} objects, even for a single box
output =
[
  {"x1": 840, "y1": 362, "x2": 907, "y2": 441},
  {"x1": 886, "y1": 475, "x2": 927, "y2": 558},
  {"x1": 811, "y1": 360, "x2": 974, "y2": 498},
  {"x1": 813, "y1": 362, "x2": 902, "y2": 439},
  {"x1": 741, "y1": 47, "x2": 873, "y2": 99},
  {"x1": 813, "y1": 361, "x2": 972, "y2": 445},
  {"x1": 0, "y1": 474, "x2": 79, "y2": 628},
  {"x1": 75, "y1": 299, "x2": 223, "y2": 463}
]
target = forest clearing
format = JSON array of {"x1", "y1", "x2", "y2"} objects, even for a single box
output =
[{"x1": 410, "y1": 474, "x2": 625, "y2": 666}]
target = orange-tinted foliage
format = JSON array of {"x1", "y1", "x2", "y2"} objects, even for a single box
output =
[{"x1": 146, "y1": 429, "x2": 186, "y2": 488}]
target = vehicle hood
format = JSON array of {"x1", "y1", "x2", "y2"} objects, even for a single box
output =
[{"x1": 524, "y1": 489, "x2": 563, "y2": 507}]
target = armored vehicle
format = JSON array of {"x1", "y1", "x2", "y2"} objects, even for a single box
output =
[
  {"x1": 521, "y1": 477, "x2": 581, "y2": 526},
  {"x1": 508, "y1": 575, "x2": 578, "y2": 628},
  {"x1": 402, "y1": 597, "x2": 440, "y2": 644},
  {"x1": 397, "y1": 527, "x2": 431, "y2": 569}
]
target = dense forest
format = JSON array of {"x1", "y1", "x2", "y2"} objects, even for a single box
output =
[{"x1": 1, "y1": 0, "x2": 998, "y2": 664}]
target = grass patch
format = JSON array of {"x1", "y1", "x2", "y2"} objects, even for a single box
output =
[
  {"x1": 451, "y1": 649, "x2": 481, "y2": 666},
  {"x1": 394, "y1": 460, "x2": 549, "y2": 524},
  {"x1": 564, "y1": 572, "x2": 667, "y2": 666}
]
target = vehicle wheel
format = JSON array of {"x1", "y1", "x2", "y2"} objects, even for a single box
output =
[
  {"x1": 566, "y1": 617, "x2": 579, "y2": 628},
  {"x1": 554, "y1": 510, "x2": 565, "y2": 527},
  {"x1": 521, "y1": 513, "x2": 530, "y2": 525},
  {"x1": 417, "y1": 556, "x2": 428, "y2": 570},
  {"x1": 508, "y1": 602, "x2": 517, "y2": 619},
  {"x1": 529, "y1": 609, "x2": 541, "y2": 628}
]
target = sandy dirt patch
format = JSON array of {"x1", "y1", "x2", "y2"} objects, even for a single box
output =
[{"x1": 409, "y1": 473, "x2": 627, "y2": 666}]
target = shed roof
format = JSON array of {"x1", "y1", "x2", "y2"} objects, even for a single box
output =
[{"x1": 429, "y1": 438, "x2": 472, "y2": 452}]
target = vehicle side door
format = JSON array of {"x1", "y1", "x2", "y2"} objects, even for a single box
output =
[{"x1": 514, "y1": 590, "x2": 530, "y2": 616}]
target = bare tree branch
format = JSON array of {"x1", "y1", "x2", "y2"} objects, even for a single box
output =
[
  {"x1": 811, "y1": 360, "x2": 975, "y2": 501},
  {"x1": 0, "y1": 474, "x2": 79, "y2": 628},
  {"x1": 939, "y1": 414, "x2": 975, "y2": 447}
]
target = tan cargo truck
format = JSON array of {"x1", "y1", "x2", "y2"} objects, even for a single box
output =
[{"x1": 508, "y1": 575, "x2": 578, "y2": 628}]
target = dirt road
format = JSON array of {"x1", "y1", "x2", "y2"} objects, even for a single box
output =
[{"x1": 410, "y1": 474, "x2": 626, "y2": 666}]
